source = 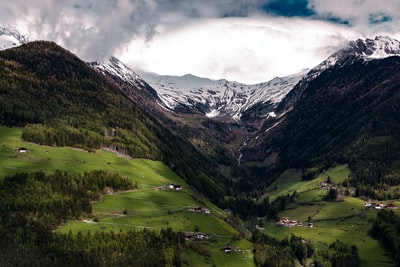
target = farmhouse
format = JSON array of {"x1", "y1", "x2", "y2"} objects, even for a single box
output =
[
  {"x1": 320, "y1": 181, "x2": 328, "y2": 189},
  {"x1": 166, "y1": 183, "x2": 183, "y2": 191},
  {"x1": 386, "y1": 202, "x2": 397, "y2": 209},
  {"x1": 276, "y1": 217, "x2": 298, "y2": 227},
  {"x1": 194, "y1": 232, "x2": 209, "y2": 240},
  {"x1": 234, "y1": 247, "x2": 242, "y2": 252},
  {"x1": 221, "y1": 246, "x2": 232, "y2": 253},
  {"x1": 188, "y1": 206, "x2": 210, "y2": 214},
  {"x1": 184, "y1": 232, "x2": 210, "y2": 240},
  {"x1": 17, "y1": 147, "x2": 27, "y2": 153}
]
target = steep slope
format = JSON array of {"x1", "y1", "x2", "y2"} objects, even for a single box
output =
[
  {"x1": 279, "y1": 36, "x2": 400, "y2": 112},
  {"x1": 243, "y1": 53, "x2": 400, "y2": 169},
  {"x1": 92, "y1": 57, "x2": 243, "y2": 168},
  {"x1": 91, "y1": 57, "x2": 159, "y2": 101},
  {"x1": 140, "y1": 70, "x2": 307, "y2": 121},
  {"x1": 233, "y1": 36, "x2": 400, "y2": 193},
  {"x1": 0, "y1": 41, "x2": 228, "y2": 203}
]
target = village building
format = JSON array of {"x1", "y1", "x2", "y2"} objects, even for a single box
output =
[
  {"x1": 320, "y1": 181, "x2": 328, "y2": 189},
  {"x1": 184, "y1": 232, "x2": 209, "y2": 241},
  {"x1": 166, "y1": 183, "x2": 183, "y2": 191},
  {"x1": 17, "y1": 147, "x2": 27, "y2": 153},
  {"x1": 276, "y1": 217, "x2": 299, "y2": 227},
  {"x1": 193, "y1": 232, "x2": 209, "y2": 240},
  {"x1": 222, "y1": 246, "x2": 232, "y2": 253},
  {"x1": 386, "y1": 202, "x2": 397, "y2": 209},
  {"x1": 234, "y1": 247, "x2": 242, "y2": 252},
  {"x1": 188, "y1": 206, "x2": 210, "y2": 214}
]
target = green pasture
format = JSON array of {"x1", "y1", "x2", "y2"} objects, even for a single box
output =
[
  {"x1": 261, "y1": 163, "x2": 394, "y2": 267},
  {"x1": 57, "y1": 176, "x2": 238, "y2": 237},
  {"x1": 279, "y1": 203, "x2": 324, "y2": 222},
  {"x1": 312, "y1": 197, "x2": 364, "y2": 221},
  {"x1": 324, "y1": 164, "x2": 350, "y2": 184},
  {"x1": 0, "y1": 127, "x2": 237, "y2": 235},
  {"x1": 262, "y1": 193, "x2": 394, "y2": 267},
  {"x1": 0, "y1": 127, "x2": 254, "y2": 266},
  {"x1": 267, "y1": 164, "x2": 350, "y2": 201},
  {"x1": 209, "y1": 239, "x2": 254, "y2": 267},
  {"x1": 0, "y1": 127, "x2": 185, "y2": 188}
]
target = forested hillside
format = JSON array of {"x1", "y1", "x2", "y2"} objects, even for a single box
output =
[
  {"x1": 241, "y1": 56, "x2": 400, "y2": 199},
  {"x1": 0, "y1": 41, "x2": 227, "y2": 203}
]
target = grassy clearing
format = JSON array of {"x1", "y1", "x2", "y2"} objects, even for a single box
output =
[
  {"x1": 324, "y1": 164, "x2": 350, "y2": 184},
  {"x1": 267, "y1": 164, "x2": 351, "y2": 202},
  {"x1": 279, "y1": 203, "x2": 324, "y2": 222},
  {"x1": 261, "y1": 164, "x2": 394, "y2": 267},
  {"x1": 0, "y1": 126, "x2": 254, "y2": 266},
  {"x1": 312, "y1": 197, "x2": 364, "y2": 221}
]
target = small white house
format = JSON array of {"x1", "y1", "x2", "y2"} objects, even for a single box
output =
[{"x1": 17, "y1": 147, "x2": 27, "y2": 153}]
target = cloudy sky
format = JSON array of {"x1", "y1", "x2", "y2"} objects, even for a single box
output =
[{"x1": 3, "y1": 0, "x2": 400, "y2": 83}]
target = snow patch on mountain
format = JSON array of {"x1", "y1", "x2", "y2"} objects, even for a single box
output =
[
  {"x1": 91, "y1": 56, "x2": 149, "y2": 89},
  {"x1": 139, "y1": 70, "x2": 308, "y2": 120},
  {"x1": 0, "y1": 25, "x2": 29, "y2": 50},
  {"x1": 280, "y1": 36, "x2": 400, "y2": 112},
  {"x1": 310, "y1": 36, "x2": 400, "y2": 78}
]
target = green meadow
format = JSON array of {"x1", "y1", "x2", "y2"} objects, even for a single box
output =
[
  {"x1": 262, "y1": 164, "x2": 396, "y2": 267},
  {"x1": 266, "y1": 164, "x2": 350, "y2": 201},
  {"x1": 0, "y1": 126, "x2": 254, "y2": 266},
  {"x1": 2, "y1": 126, "x2": 398, "y2": 266}
]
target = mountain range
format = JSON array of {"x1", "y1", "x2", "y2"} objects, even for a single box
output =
[
  {"x1": 2, "y1": 26, "x2": 400, "y2": 171},
  {"x1": 2, "y1": 26, "x2": 400, "y2": 125},
  {"x1": 2, "y1": 26, "x2": 400, "y2": 265}
]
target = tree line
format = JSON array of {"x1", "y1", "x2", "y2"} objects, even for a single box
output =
[
  {"x1": 370, "y1": 209, "x2": 400, "y2": 265},
  {"x1": 0, "y1": 170, "x2": 186, "y2": 266},
  {"x1": 0, "y1": 41, "x2": 233, "y2": 210},
  {"x1": 252, "y1": 231, "x2": 359, "y2": 267}
]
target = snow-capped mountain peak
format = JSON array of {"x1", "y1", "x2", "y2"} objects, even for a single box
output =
[
  {"x1": 279, "y1": 36, "x2": 400, "y2": 112},
  {"x1": 312, "y1": 36, "x2": 400, "y2": 76},
  {"x1": 140, "y1": 70, "x2": 308, "y2": 120},
  {"x1": 0, "y1": 25, "x2": 29, "y2": 50},
  {"x1": 91, "y1": 56, "x2": 149, "y2": 89},
  {"x1": 361, "y1": 36, "x2": 400, "y2": 59}
]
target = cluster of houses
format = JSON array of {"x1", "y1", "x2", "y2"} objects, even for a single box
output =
[
  {"x1": 276, "y1": 217, "x2": 313, "y2": 228},
  {"x1": 364, "y1": 201, "x2": 397, "y2": 209},
  {"x1": 188, "y1": 206, "x2": 210, "y2": 214}
]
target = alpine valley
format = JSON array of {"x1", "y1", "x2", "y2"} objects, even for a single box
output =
[{"x1": 1, "y1": 26, "x2": 400, "y2": 267}]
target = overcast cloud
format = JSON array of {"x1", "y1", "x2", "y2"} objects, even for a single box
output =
[{"x1": 2, "y1": 0, "x2": 400, "y2": 83}]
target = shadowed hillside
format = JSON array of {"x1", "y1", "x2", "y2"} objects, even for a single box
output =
[{"x1": 0, "y1": 41, "x2": 228, "y2": 203}]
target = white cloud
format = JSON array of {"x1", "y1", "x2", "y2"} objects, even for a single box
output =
[
  {"x1": 2, "y1": 0, "x2": 400, "y2": 83},
  {"x1": 118, "y1": 16, "x2": 358, "y2": 83}
]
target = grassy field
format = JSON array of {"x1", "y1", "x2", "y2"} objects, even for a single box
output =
[
  {"x1": 266, "y1": 165, "x2": 351, "y2": 202},
  {"x1": 2, "y1": 126, "x2": 397, "y2": 266},
  {"x1": 262, "y1": 164, "x2": 396, "y2": 267},
  {"x1": 0, "y1": 126, "x2": 254, "y2": 267}
]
